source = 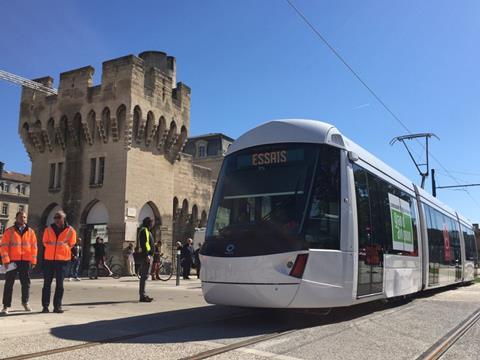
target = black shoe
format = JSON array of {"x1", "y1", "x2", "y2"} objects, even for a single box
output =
[
  {"x1": 42, "y1": 307, "x2": 49, "y2": 313},
  {"x1": 53, "y1": 307, "x2": 64, "y2": 313},
  {"x1": 139, "y1": 296, "x2": 153, "y2": 303}
]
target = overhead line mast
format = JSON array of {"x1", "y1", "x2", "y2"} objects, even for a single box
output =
[{"x1": 0, "y1": 69, "x2": 58, "y2": 95}]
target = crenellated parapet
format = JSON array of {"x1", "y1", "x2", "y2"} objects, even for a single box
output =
[{"x1": 18, "y1": 51, "x2": 190, "y2": 162}]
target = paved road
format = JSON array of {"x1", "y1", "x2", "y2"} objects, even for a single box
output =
[{"x1": 1, "y1": 277, "x2": 480, "y2": 359}]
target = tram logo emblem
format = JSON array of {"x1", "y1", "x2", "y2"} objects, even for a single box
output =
[{"x1": 225, "y1": 244, "x2": 235, "y2": 255}]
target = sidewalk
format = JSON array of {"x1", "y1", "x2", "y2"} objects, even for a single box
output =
[{"x1": 1, "y1": 276, "x2": 207, "y2": 344}]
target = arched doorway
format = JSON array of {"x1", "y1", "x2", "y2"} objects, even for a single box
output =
[
  {"x1": 137, "y1": 202, "x2": 162, "y2": 245},
  {"x1": 81, "y1": 200, "x2": 109, "y2": 269}
]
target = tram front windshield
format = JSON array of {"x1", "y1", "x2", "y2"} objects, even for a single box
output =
[{"x1": 202, "y1": 143, "x2": 341, "y2": 257}]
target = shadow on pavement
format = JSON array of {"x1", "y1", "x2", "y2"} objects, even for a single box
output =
[{"x1": 50, "y1": 299, "x2": 408, "y2": 345}]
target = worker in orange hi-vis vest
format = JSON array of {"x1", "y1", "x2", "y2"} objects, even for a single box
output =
[
  {"x1": 41, "y1": 210, "x2": 76, "y2": 314},
  {"x1": 0, "y1": 211, "x2": 38, "y2": 315}
]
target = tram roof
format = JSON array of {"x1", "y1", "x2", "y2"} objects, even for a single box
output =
[{"x1": 227, "y1": 119, "x2": 472, "y2": 225}]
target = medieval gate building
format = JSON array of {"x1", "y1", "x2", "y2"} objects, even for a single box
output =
[{"x1": 18, "y1": 51, "x2": 217, "y2": 267}]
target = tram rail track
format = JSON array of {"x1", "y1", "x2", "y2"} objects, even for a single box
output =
[
  {"x1": 5, "y1": 302, "x2": 480, "y2": 360},
  {"x1": 180, "y1": 328, "x2": 298, "y2": 360},
  {"x1": 3, "y1": 310, "x2": 255, "y2": 360},
  {"x1": 416, "y1": 307, "x2": 480, "y2": 360}
]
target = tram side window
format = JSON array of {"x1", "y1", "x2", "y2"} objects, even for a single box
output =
[
  {"x1": 352, "y1": 165, "x2": 418, "y2": 258},
  {"x1": 425, "y1": 204, "x2": 462, "y2": 285},
  {"x1": 353, "y1": 165, "x2": 374, "y2": 261},
  {"x1": 462, "y1": 225, "x2": 478, "y2": 262},
  {"x1": 303, "y1": 146, "x2": 341, "y2": 250},
  {"x1": 368, "y1": 174, "x2": 418, "y2": 256},
  {"x1": 448, "y1": 217, "x2": 462, "y2": 266}
]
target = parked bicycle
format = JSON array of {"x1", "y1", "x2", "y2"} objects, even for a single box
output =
[
  {"x1": 88, "y1": 255, "x2": 123, "y2": 279},
  {"x1": 137, "y1": 255, "x2": 173, "y2": 281}
]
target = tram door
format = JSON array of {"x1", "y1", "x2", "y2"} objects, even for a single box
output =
[{"x1": 354, "y1": 166, "x2": 384, "y2": 297}]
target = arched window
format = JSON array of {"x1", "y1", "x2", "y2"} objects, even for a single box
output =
[
  {"x1": 102, "y1": 107, "x2": 110, "y2": 142},
  {"x1": 173, "y1": 197, "x2": 179, "y2": 221},
  {"x1": 47, "y1": 118, "x2": 55, "y2": 147},
  {"x1": 155, "y1": 116, "x2": 167, "y2": 149},
  {"x1": 164, "y1": 121, "x2": 177, "y2": 152},
  {"x1": 133, "y1": 106, "x2": 142, "y2": 142},
  {"x1": 116, "y1": 104, "x2": 126, "y2": 141},
  {"x1": 88, "y1": 110, "x2": 96, "y2": 143},
  {"x1": 181, "y1": 199, "x2": 189, "y2": 220},
  {"x1": 200, "y1": 210, "x2": 208, "y2": 227},
  {"x1": 191, "y1": 205, "x2": 199, "y2": 227},
  {"x1": 145, "y1": 111, "x2": 155, "y2": 146},
  {"x1": 60, "y1": 116, "x2": 69, "y2": 146},
  {"x1": 173, "y1": 126, "x2": 188, "y2": 154}
]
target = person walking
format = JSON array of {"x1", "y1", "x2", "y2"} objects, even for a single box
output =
[
  {"x1": 150, "y1": 240, "x2": 163, "y2": 280},
  {"x1": 180, "y1": 238, "x2": 194, "y2": 280},
  {"x1": 68, "y1": 239, "x2": 82, "y2": 281},
  {"x1": 125, "y1": 243, "x2": 135, "y2": 276},
  {"x1": 138, "y1": 217, "x2": 155, "y2": 302},
  {"x1": 0, "y1": 211, "x2": 37, "y2": 314},
  {"x1": 93, "y1": 237, "x2": 112, "y2": 278},
  {"x1": 194, "y1": 243, "x2": 202, "y2": 279},
  {"x1": 42, "y1": 210, "x2": 77, "y2": 313}
]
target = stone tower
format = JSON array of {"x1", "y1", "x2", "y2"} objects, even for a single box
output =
[{"x1": 19, "y1": 51, "x2": 213, "y2": 267}]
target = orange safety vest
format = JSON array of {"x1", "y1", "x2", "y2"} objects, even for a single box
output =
[
  {"x1": 42, "y1": 225, "x2": 77, "y2": 261},
  {"x1": 0, "y1": 225, "x2": 38, "y2": 265}
]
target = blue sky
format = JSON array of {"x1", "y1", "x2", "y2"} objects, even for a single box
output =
[{"x1": 1, "y1": 0, "x2": 479, "y2": 222}]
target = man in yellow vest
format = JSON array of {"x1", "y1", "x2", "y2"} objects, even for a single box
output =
[{"x1": 138, "y1": 217, "x2": 155, "y2": 302}]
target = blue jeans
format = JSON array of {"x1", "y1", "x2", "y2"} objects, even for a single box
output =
[{"x1": 69, "y1": 258, "x2": 81, "y2": 278}]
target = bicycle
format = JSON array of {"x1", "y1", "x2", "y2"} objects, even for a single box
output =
[
  {"x1": 88, "y1": 256, "x2": 123, "y2": 279},
  {"x1": 137, "y1": 255, "x2": 173, "y2": 281}
]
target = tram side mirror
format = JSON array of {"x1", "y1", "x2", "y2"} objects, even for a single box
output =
[{"x1": 348, "y1": 151, "x2": 359, "y2": 162}]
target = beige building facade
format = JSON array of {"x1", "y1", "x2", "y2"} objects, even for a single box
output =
[
  {"x1": 0, "y1": 162, "x2": 30, "y2": 238},
  {"x1": 184, "y1": 133, "x2": 234, "y2": 182},
  {"x1": 18, "y1": 51, "x2": 221, "y2": 268}
]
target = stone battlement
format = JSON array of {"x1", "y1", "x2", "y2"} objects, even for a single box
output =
[{"x1": 19, "y1": 51, "x2": 191, "y2": 162}]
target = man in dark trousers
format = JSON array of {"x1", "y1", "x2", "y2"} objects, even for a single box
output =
[
  {"x1": 138, "y1": 217, "x2": 155, "y2": 302},
  {"x1": 42, "y1": 210, "x2": 77, "y2": 313},
  {"x1": 1, "y1": 211, "x2": 38, "y2": 314},
  {"x1": 181, "y1": 238, "x2": 194, "y2": 280},
  {"x1": 194, "y1": 242, "x2": 202, "y2": 279}
]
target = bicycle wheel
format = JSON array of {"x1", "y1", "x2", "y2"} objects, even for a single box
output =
[
  {"x1": 111, "y1": 264, "x2": 123, "y2": 279},
  {"x1": 88, "y1": 265, "x2": 98, "y2": 279},
  {"x1": 158, "y1": 263, "x2": 173, "y2": 281}
]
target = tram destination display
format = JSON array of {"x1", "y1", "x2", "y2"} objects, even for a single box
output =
[{"x1": 236, "y1": 148, "x2": 304, "y2": 168}]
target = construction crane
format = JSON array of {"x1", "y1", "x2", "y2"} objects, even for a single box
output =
[{"x1": 0, "y1": 69, "x2": 58, "y2": 95}]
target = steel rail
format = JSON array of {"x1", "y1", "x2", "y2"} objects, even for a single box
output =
[
  {"x1": 179, "y1": 328, "x2": 297, "y2": 360},
  {"x1": 416, "y1": 308, "x2": 480, "y2": 360}
]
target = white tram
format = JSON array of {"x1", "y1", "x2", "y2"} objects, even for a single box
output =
[{"x1": 200, "y1": 119, "x2": 478, "y2": 308}]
